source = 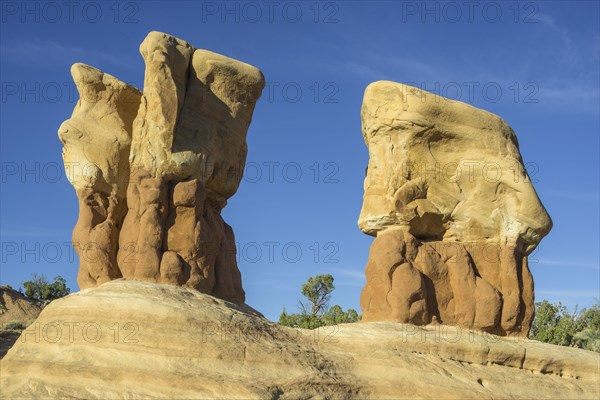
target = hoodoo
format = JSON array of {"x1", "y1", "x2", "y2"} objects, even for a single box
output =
[
  {"x1": 358, "y1": 81, "x2": 552, "y2": 336},
  {"x1": 57, "y1": 32, "x2": 265, "y2": 303}
]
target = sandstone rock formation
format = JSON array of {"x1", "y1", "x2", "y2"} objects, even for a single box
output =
[
  {"x1": 359, "y1": 81, "x2": 552, "y2": 336},
  {"x1": 1, "y1": 280, "x2": 597, "y2": 399},
  {"x1": 0, "y1": 286, "x2": 41, "y2": 327},
  {"x1": 58, "y1": 64, "x2": 142, "y2": 289},
  {"x1": 58, "y1": 32, "x2": 264, "y2": 303},
  {"x1": 0, "y1": 286, "x2": 42, "y2": 359}
]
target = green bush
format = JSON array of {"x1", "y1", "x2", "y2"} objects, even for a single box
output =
[
  {"x1": 22, "y1": 273, "x2": 70, "y2": 303},
  {"x1": 279, "y1": 274, "x2": 361, "y2": 329},
  {"x1": 573, "y1": 328, "x2": 600, "y2": 352},
  {"x1": 531, "y1": 300, "x2": 600, "y2": 352},
  {"x1": 2, "y1": 321, "x2": 26, "y2": 331},
  {"x1": 572, "y1": 303, "x2": 600, "y2": 351}
]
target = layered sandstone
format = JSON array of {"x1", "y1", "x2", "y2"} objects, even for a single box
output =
[
  {"x1": 0, "y1": 286, "x2": 42, "y2": 359},
  {"x1": 359, "y1": 81, "x2": 552, "y2": 336},
  {"x1": 0, "y1": 286, "x2": 41, "y2": 327},
  {"x1": 58, "y1": 64, "x2": 141, "y2": 289},
  {"x1": 1, "y1": 280, "x2": 597, "y2": 399},
  {"x1": 58, "y1": 32, "x2": 264, "y2": 303}
]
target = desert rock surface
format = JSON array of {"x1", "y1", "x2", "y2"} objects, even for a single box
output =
[
  {"x1": 0, "y1": 286, "x2": 41, "y2": 327},
  {"x1": 58, "y1": 32, "x2": 264, "y2": 303},
  {"x1": 1, "y1": 280, "x2": 597, "y2": 399},
  {"x1": 0, "y1": 286, "x2": 41, "y2": 359},
  {"x1": 359, "y1": 81, "x2": 552, "y2": 336}
]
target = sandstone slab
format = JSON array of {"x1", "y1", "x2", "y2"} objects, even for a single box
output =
[{"x1": 1, "y1": 281, "x2": 597, "y2": 399}]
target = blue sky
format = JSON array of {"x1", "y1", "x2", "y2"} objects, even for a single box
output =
[{"x1": 1, "y1": 1, "x2": 598, "y2": 321}]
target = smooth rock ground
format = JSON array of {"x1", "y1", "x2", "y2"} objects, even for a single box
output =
[{"x1": 1, "y1": 280, "x2": 597, "y2": 399}]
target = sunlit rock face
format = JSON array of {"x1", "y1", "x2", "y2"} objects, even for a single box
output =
[
  {"x1": 58, "y1": 31, "x2": 264, "y2": 304},
  {"x1": 358, "y1": 81, "x2": 552, "y2": 336},
  {"x1": 3, "y1": 280, "x2": 597, "y2": 399},
  {"x1": 58, "y1": 64, "x2": 141, "y2": 290}
]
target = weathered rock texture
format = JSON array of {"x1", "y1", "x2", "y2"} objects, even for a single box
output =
[
  {"x1": 359, "y1": 81, "x2": 552, "y2": 336},
  {"x1": 1, "y1": 280, "x2": 597, "y2": 399},
  {"x1": 0, "y1": 286, "x2": 41, "y2": 359},
  {"x1": 0, "y1": 286, "x2": 41, "y2": 326},
  {"x1": 58, "y1": 63, "x2": 142, "y2": 289},
  {"x1": 58, "y1": 32, "x2": 264, "y2": 303}
]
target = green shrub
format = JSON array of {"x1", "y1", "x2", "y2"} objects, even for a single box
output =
[
  {"x1": 531, "y1": 300, "x2": 600, "y2": 352},
  {"x1": 22, "y1": 273, "x2": 70, "y2": 303},
  {"x1": 2, "y1": 321, "x2": 26, "y2": 331},
  {"x1": 279, "y1": 275, "x2": 361, "y2": 329}
]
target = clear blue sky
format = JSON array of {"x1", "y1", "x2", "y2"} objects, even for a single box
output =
[{"x1": 1, "y1": 1, "x2": 598, "y2": 321}]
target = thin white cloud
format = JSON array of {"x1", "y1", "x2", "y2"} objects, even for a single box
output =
[
  {"x1": 1, "y1": 40, "x2": 135, "y2": 68},
  {"x1": 540, "y1": 190, "x2": 600, "y2": 201},
  {"x1": 334, "y1": 281, "x2": 364, "y2": 288},
  {"x1": 325, "y1": 267, "x2": 364, "y2": 280},
  {"x1": 539, "y1": 86, "x2": 600, "y2": 103},
  {"x1": 0, "y1": 229, "x2": 70, "y2": 238},
  {"x1": 536, "y1": 14, "x2": 572, "y2": 46},
  {"x1": 342, "y1": 62, "x2": 381, "y2": 80},
  {"x1": 536, "y1": 289, "x2": 599, "y2": 298},
  {"x1": 530, "y1": 14, "x2": 599, "y2": 111},
  {"x1": 244, "y1": 281, "x2": 296, "y2": 290},
  {"x1": 338, "y1": 53, "x2": 444, "y2": 83},
  {"x1": 343, "y1": 11, "x2": 598, "y2": 114},
  {"x1": 533, "y1": 259, "x2": 599, "y2": 270}
]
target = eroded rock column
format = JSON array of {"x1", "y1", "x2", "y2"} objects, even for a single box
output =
[
  {"x1": 58, "y1": 64, "x2": 141, "y2": 289},
  {"x1": 358, "y1": 81, "x2": 551, "y2": 336},
  {"x1": 59, "y1": 32, "x2": 264, "y2": 304}
]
